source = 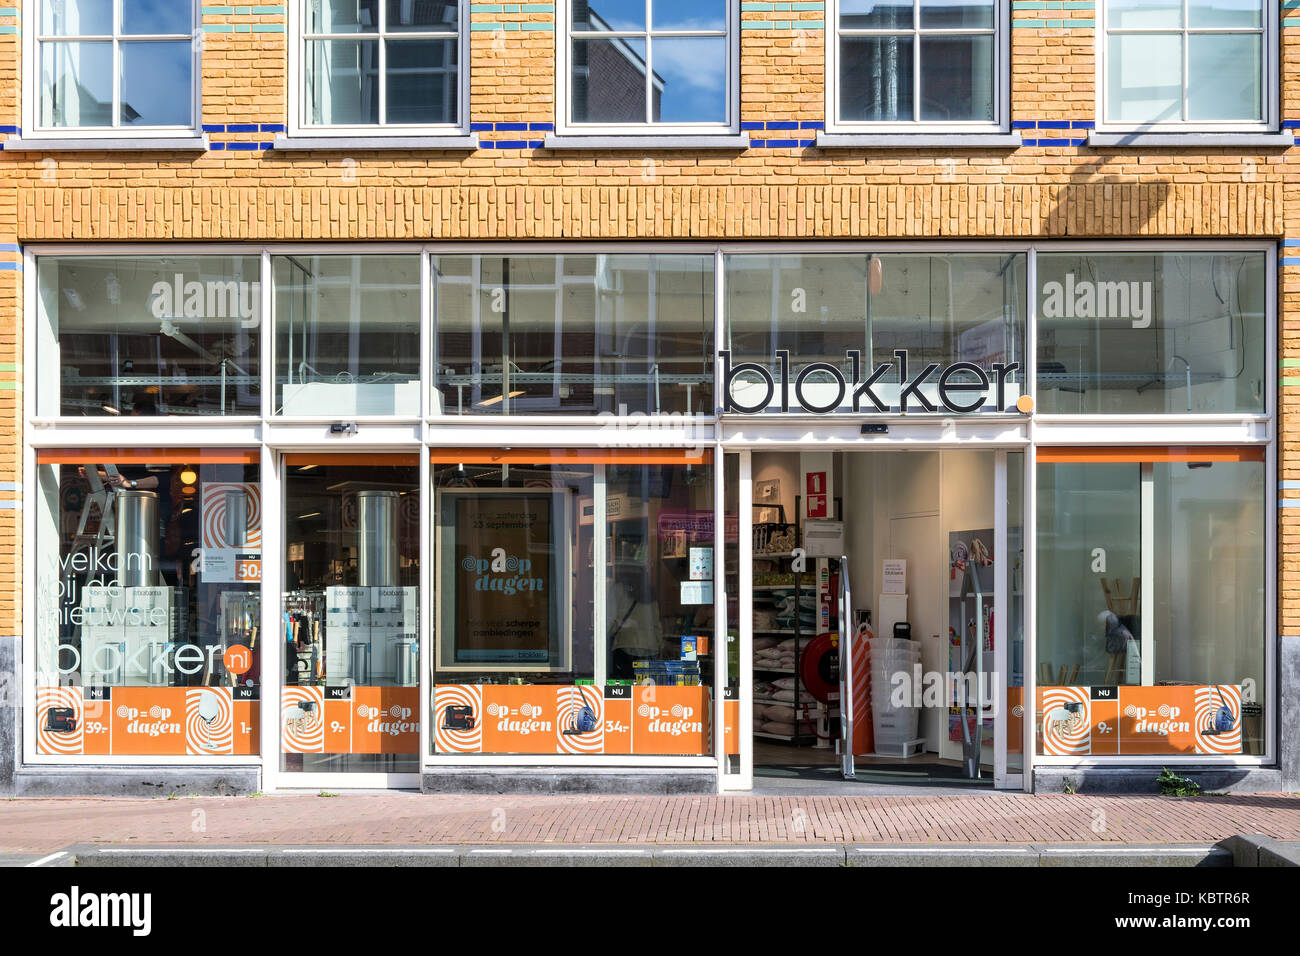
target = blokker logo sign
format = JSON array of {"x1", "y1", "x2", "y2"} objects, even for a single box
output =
[{"x1": 720, "y1": 349, "x2": 1022, "y2": 414}]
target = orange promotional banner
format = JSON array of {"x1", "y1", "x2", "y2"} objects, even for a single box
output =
[
  {"x1": 481, "y1": 685, "x2": 557, "y2": 754},
  {"x1": 1037, "y1": 685, "x2": 1242, "y2": 756},
  {"x1": 322, "y1": 693, "x2": 353, "y2": 754},
  {"x1": 631, "y1": 685, "x2": 709, "y2": 755},
  {"x1": 724, "y1": 696, "x2": 739, "y2": 756},
  {"x1": 232, "y1": 696, "x2": 258, "y2": 755},
  {"x1": 109, "y1": 687, "x2": 187, "y2": 755},
  {"x1": 351, "y1": 687, "x2": 420, "y2": 754}
]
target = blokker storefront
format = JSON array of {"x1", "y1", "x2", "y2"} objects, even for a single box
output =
[{"x1": 17, "y1": 242, "x2": 1282, "y2": 794}]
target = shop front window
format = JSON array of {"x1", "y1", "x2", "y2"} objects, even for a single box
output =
[
  {"x1": 280, "y1": 456, "x2": 421, "y2": 773},
  {"x1": 273, "y1": 254, "x2": 421, "y2": 417},
  {"x1": 723, "y1": 252, "x2": 1027, "y2": 414},
  {"x1": 1035, "y1": 447, "x2": 1266, "y2": 757},
  {"x1": 1035, "y1": 251, "x2": 1267, "y2": 414},
  {"x1": 430, "y1": 449, "x2": 717, "y2": 756},
  {"x1": 432, "y1": 254, "x2": 714, "y2": 416},
  {"x1": 34, "y1": 448, "x2": 262, "y2": 758},
  {"x1": 36, "y1": 255, "x2": 261, "y2": 418}
]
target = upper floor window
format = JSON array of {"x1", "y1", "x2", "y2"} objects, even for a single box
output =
[
  {"x1": 296, "y1": 0, "x2": 465, "y2": 133},
  {"x1": 35, "y1": 0, "x2": 197, "y2": 131},
  {"x1": 830, "y1": 0, "x2": 1004, "y2": 129},
  {"x1": 563, "y1": 0, "x2": 735, "y2": 130},
  {"x1": 1100, "y1": 0, "x2": 1272, "y2": 128}
]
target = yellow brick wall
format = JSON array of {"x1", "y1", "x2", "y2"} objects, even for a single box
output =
[{"x1": 0, "y1": 3, "x2": 1297, "y2": 637}]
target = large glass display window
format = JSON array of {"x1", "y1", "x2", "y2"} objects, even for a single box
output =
[
  {"x1": 36, "y1": 255, "x2": 261, "y2": 418},
  {"x1": 430, "y1": 449, "x2": 718, "y2": 757},
  {"x1": 33, "y1": 448, "x2": 262, "y2": 758},
  {"x1": 1035, "y1": 447, "x2": 1266, "y2": 757},
  {"x1": 279, "y1": 455, "x2": 421, "y2": 774}
]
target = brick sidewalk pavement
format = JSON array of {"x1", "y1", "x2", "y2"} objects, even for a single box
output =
[{"x1": 1, "y1": 792, "x2": 1298, "y2": 853}]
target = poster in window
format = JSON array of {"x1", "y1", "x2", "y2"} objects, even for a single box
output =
[{"x1": 436, "y1": 489, "x2": 572, "y2": 672}]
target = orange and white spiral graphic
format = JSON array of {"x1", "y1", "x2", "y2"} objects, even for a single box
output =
[
  {"x1": 556, "y1": 685, "x2": 603, "y2": 754},
  {"x1": 281, "y1": 686, "x2": 324, "y2": 753},
  {"x1": 186, "y1": 688, "x2": 234, "y2": 755},
  {"x1": 434, "y1": 685, "x2": 482, "y2": 754},
  {"x1": 1194, "y1": 685, "x2": 1242, "y2": 755},
  {"x1": 36, "y1": 686, "x2": 84, "y2": 755},
  {"x1": 201, "y1": 483, "x2": 262, "y2": 549},
  {"x1": 1040, "y1": 686, "x2": 1091, "y2": 756}
]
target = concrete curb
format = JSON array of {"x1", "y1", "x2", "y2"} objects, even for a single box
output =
[
  {"x1": 1219, "y1": 833, "x2": 1300, "y2": 867},
  {"x1": 32, "y1": 842, "x2": 1245, "y2": 867}
]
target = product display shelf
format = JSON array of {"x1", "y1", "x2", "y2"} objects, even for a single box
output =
[{"x1": 752, "y1": 536, "x2": 825, "y2": 747}]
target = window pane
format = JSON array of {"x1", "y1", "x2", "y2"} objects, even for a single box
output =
[
  {"x1": 432, "y1": 456, "x2": 716, "y2": 758},
  {"x1": 1036, "y1": 459, "x2": 1265, "y2": 757},
  {"x1": 385, "y1": 38, "x2": 458, "y2": 124},
  {"x1": 121, "y1": 0, "x2": 193, "y2": 34},
  {"x1": 41, "y1": 40, "x2": 113, "y2": 126},
  {"x1": 282, "y1": 461, "x2": 420, "y2": 773},
  {"x1": 1108, "y1": 0, "x2": 1182, "y2": 28},
  {"x1": 305, "y1": 38, "x2": 380, "y2": 125},
  {"x1": 386, "y1": 0, "x2": 459, "y2": 30},
  {"x1": 651, "y1": 36, "x2": 727, "y2": 124},
  {"x1": 35, "y1": 451, "x2": 263, "y2": 758},
  {"x1": 838, "y1": 35, "x2": 914, "y2": 123},
  {"x1": 1035, "y1": 252, "x2": 1267, "y2": 415},
  {"x1": 1187, "y1": 34, "x2": 1261, "y2": 122},
  {"x1": 433, "y1": 254, "x2": 715, "y2": 416},
  {"x1": 120, "y1": 40, "x2": 193, "y2": 126},
  {"x1": 653, "y1": 0, "x2": 727, "y2": 31},
  {"x1": 919, "y1": 0, "x2": 993, "y2": 29},
  {"x1": 570, "y1": 37, "x2": 647, "y2": 124},
  {"x1": 307, "y1": 0, "x2": 380, "y2": 32},
  {"x1": 36, "y1": 255, "x2": 262, "y2": 417},
  {"x1": 1106, "y1": 32, "x2": 1181, "y2": 124},
  {"x1": 572, "y1": 0, "x2": 647, "y2": 31},
  {"x1": 41, "y1": 0, "x2": 113, "y2": 36},
  {"x1": 919, "y1": 34, "x2": 994, "y2": 122},
  {"x1": 839, "y1": 0, "x2": 913, "y2": 30},
  {"x1": 1188, "y1": 0, "x2": 1260, "y2": 27},
  {"x1": 723, "y1": 253, "x2": 1027, "y2": 414},
  {"x1": 273, "y1": 255, "x2": 421, "y2": 417}
]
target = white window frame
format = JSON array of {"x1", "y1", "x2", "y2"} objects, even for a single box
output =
[
  {"x1": 824, "y1": 0, "x2": 1010, "y2": 134},
  {"x1": 555, "y1": 0, "x2": 740, "y2": 136},
  {"x1": 22, "y1": 0, "x2": 202, "y2": 139},
  {"x1": 1095, "y1": 0, "x2": 1277, "y2": 133},
  {"x1": 287, "y1": 0, "x2": 472, "y2": 138}
]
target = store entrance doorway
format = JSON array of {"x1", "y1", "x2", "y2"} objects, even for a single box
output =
[{"x1": 732, "y1": 448, "x2": 1025, "y2": 793}]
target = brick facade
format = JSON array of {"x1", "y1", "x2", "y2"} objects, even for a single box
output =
[{"x1": 0, "y1": 2, "x2": 1297, "y2": 785}]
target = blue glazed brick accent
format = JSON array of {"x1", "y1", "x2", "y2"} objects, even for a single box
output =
[
  {"x1": 202, "y1": 123, "x2": 227, "y2": 132},
  {"x1": 799, "y1": 121, "x2": 825, "y2": 129},
  {"x1": 766, "y1": 120, "x2": 798, "y2": 130},
  {"x1": 741, "y1": 121, "x2": 764, "y2": 130},
  {"x1": 210, "y1": 142, "x2": 226, "y2": 150},
  {"x1": 1071, "y1": 120, "x2": 1095, "y2": 129},
  {"x1": 528, "y1": 122, "x2": 555, "y2": 131},
  {"x1": 260, "y1": 123, "x2": 286, "y2": 132},
  {"x1": 1010, "y1": 120, "x2": 1035, "y2": 129},
  {"x1": 494, "y1": 122, "x2": 528, "y2": 131},
  {"x1": 470, "y1": 122, "x2": 494, "y2": 131},
  {"x1": 226, "y1": 123, "x2": 259, "y2": 132},
  {"x1": 1283, "y1": 120, "x2": 1300, "y2": 129},
  {"x1": 1038, "y1": 120, "x2": 1070, "y2": 129}
]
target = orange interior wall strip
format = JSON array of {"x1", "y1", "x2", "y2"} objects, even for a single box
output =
[
  {"x1": 1037, "y1": 446, "x2": 1265, "y2": 464},
  {"x1": 36, "y1": 448, "x2": 259, "y2": 465},
  {"x1": 429, "y1": 448, "x2": 713, "y2": 466}
]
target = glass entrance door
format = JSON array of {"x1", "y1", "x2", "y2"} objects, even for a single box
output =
[{"x1": 277, "y1": 454, "x2": 422, "y2": 784}]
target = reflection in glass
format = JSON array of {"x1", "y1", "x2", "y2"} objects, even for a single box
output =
[
  {"x1": 119, "y1": 41, "x2": 192, "y2": 126},
  {"x1": 36, "y1": 256, "x2": 261, "y2": 417},
  {"x1": 1035, "y1": 252, "x2": 1266, "y2": 414},
  {"x1": 306, "y1": 38, "x2": 381, "y2": 125},
  {"x1": 652, "y1": 37, "x2": 727, "y2": 124},
  {"x1": 919, "y1": 34, "x2": 993, "y2": 123},
  {"x1": 432, "y1": 254, "x2": 714, "y2": 416},
  {"x1": 385, "y1": 38, "x2": 458, "y2": 124},
  {"x1": 273, "y1": 255, "x2": 420, "y2": 417},
  {"x1": 839, "y1": 37, "x2": 914, "y2": 123},
  {"x1": 40, "y1": 41, "x2": 114, "y2": 127},
  {"x1": 1107, "y1": 33, "x2": 1181, "y2": 123},
  {"x1": 572, "y1": 0, "x2": 647, "y2": 31},
  {"x1": 1187, "y1": 34, "x2": 1261, "y2": 122},
  {"x1": 571, "y1": 37, "x2": 649, "y2": 123}
]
